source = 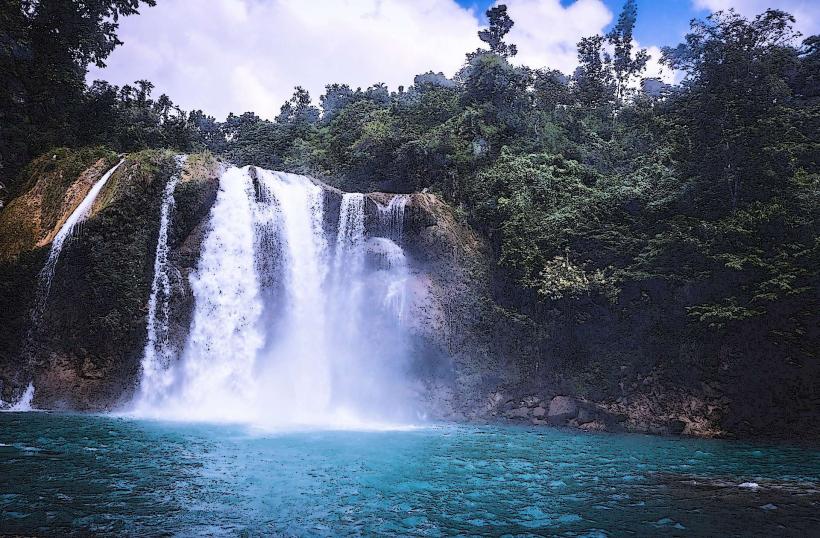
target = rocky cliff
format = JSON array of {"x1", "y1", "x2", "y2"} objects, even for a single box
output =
[
  {"x1": 0, "y1": 148, "x2": 816, "y2": 439},
  {"x1": 0, "y1": 150, "x2": 220, "y2": 409}
]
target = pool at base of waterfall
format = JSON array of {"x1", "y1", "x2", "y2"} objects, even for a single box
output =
[{"x1": 1, "y1": 413, "x2": 818, "y2": 536}]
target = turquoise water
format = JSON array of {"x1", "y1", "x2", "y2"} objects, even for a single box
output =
[{"x1": 1, "y1": 413, "x2": 818, "y2": 536}]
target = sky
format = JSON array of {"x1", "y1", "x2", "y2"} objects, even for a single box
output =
[{"x1": 87, "y1": 0, "x2": 820, "y2": 120}]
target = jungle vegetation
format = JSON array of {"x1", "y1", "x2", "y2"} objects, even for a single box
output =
[{"x1": 1, "y1": 1, "x2": 817, "y2": 359}]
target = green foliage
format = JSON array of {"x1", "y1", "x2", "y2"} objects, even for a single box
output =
[
  {"x1": 1, "y1": 1, "x2": 817, "y2": 360},
  {"x1": 478, "y1": 5, "x2": 517, "y2": 58},
  {"x1": 0, "y1": 0, "x2": 156, "y2": 196},
  {"x1": 537, "y1": 255, "x2": 614, "y2": 301},
  {"x1": 661, "y1": 9, "x2": 803, "y2": 211},
  {"x1": 687, "y1": 299, "x2": 763, "y2": 328},
  {"x1": 606, "y1": 0, "x2": 649, "y2": 104}
]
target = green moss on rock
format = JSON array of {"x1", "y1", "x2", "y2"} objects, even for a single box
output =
[{"x1": 0, "y1": 147, "x2": 118, "y2": 262}]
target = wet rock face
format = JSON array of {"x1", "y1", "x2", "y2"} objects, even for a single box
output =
[
  {"x1": 0, "y1": 148, "x2": 120, "y2": 263},
  {"x1": 164, "y1": 155, "x2": 222, "y2": 365},
  {"x1": 0, "y1": 150, "x2": 221, "y2": 409},
  {"x1": 548, "y1": 396, "x2": 578, "y2": 421}
]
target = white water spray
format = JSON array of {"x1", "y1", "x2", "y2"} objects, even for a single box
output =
[
  {"x1": 379, "y1": 194, "x2": 408, "y2": 241},
  {"x1": 135, "y1": 166, "x2": 414, "y2": 427},
  {"x1": 254, "y1": 169, "x2": 334, "y2": 423},
  {"x1": 163, "y1": 166, "x2": 264, "y2": 421},
  {"x1": 2, "y1": 383, "x2": 35, "y2": 412},
  {"x1": 35, "y1": 159, "x2": 124, "y2": 314},
  {"x1": 372, "y1": 195, "x2": 409, "y2": 318},
  {"x1": 332, "y1": 193, "x2": 367, "y2": 341}
]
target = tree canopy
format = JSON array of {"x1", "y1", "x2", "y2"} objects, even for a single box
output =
[{"x1": 1, "y1": 2, "x2": 817, "y2": 369}]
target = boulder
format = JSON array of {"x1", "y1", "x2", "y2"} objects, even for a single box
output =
[
  {"x1": 532, "y1": 406, "x2": 546, "y2": 417},
  {"x1": 575, "y1": 406, "x2": 594, "y2": 425},
  {"x1": 548, "y1": 396, "x2": 578, "y2": 422},
  {"x1": 579, "y1": 420, "x2": 607, "y2": 432},
  {"x1": 505, "y1": 407, "x2": 530, "y2": 419}
]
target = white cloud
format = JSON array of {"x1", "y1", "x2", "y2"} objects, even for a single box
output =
[
  {"x1": 500, "y1": 0, "x2": 613, "y2": 73},
  {"x1": 89, "y1": 0, "x2": 483, "y2": 119},
  {"x1": 499, "y1": 0, "x2": 677, "y2": 85},
  {"x1": 89, "y1": 0, "x2": 694, "y2": 119},
  {"x1": 642, "y1": 45, "x2": 678, "y2": 85},
  {"x1": 692, "y1": 0, "x2": 819, "y2": 36}
]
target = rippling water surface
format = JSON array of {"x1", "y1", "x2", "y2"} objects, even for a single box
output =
[{"x1": 1, "y1": 413, "x2": 818, "y2": 536}]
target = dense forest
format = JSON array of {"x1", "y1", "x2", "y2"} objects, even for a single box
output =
[{"x1": 1, "y1": 1, "x2": 818, "y2": 389}]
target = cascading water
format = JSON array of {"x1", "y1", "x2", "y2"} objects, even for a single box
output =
[
  {"x1": 254, "y1": 169, "x2": 334, "y2": 423},
  {"x1": 136, "y1": 156, "x2": 185, "y2": 408},
  {"x1": 332, "y1": 193, "x2": 367, "y2": 341},
  {"x1": 379, "y1": 194, "x2": 408, "y2": 241},
  {"x1": 1, "y1": 383, "x2": 35, "y2": 412},
  {"x1": 163, "y1": 166, "x2": 264, "y2": 421},
  {"x1": 370, "y1": 195, "x2": 410, "y2": 318},
  {"x1": 135, "y1": 165, "x2": 415, "y2": 427},
  {"x1": 34, "y1": 159, "x2": 124, "y2": 316},
  {"x1": 22, "y1": 160, "x2": 124, "y2": 410}
]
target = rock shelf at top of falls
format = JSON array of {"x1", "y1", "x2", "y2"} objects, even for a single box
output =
[{"x1": 0, "y1": 149, "x2": 818, "y2": 440}]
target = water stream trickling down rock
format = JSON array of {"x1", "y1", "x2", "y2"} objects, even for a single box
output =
[{"x1": 33, "y1": 159, "x2": 125, "y2": 320}]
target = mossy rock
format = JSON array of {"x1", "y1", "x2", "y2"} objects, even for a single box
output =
[
  {"x1": 0, "y1": 147, "x2": 119, "y2": 262},
  {"x1": 0, "y1": 149, "x2": 183, "y2": 408},
  {"x1": 172, "y1": 151, "x2": 221, "y2": 247}
]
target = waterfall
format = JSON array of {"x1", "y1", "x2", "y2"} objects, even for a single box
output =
[
  {"x1": 34, "y1": 159, "x2": 124, "y2": 315},
  {"x1": 372, "y1": 194, "x2": 409, "y2": 318},
  {"x1": 366, "y1": 237, "x2": 409, "y2": 319},
  {"x1": 2, "y1": 383, "x2": 35, "y2": 412},
  {"x1": 336, "y1": 193, "x2": 366, "y2": 261},
  {"x1": 135, "y1": 165, "x2": 414, "y2": 427},
  {"x1": 170, "y1": 166, "x2": 264, "y2": 420},
  {"x1": 136, "y1": 156, "x2": 185, "y2": 407},
  {"x1": 378, "y1": 194, "x2": 408, "y2": 241},
  {"x1": 331, "y1": 194, "x2": 367, "y2": 341},
  {"x1": 254, "y1": 169, "x2": 334, "y2": 423}
]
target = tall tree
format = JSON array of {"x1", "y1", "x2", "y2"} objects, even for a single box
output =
[
  {"x1": 662, "y1": 9, "x2": 800, "y2": 210},
  {"x1": 479, "y1": 4, "x2": 517, "y2": 58},
  {"x1": 320, "y1": 83, "x2": 355, "y2": 122},
  {"x1": 606, "y1": 0, "x2": 649, "y2": 104},
  {"x1": 574, "y1": 35, "x2": 614, "y2": 107},
  {"x1": 0, "y1": 0, "x2": 156, "y2": 194},
  {"x1": 276, "y1": 86, "x2": 320, "y2": 125}
]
